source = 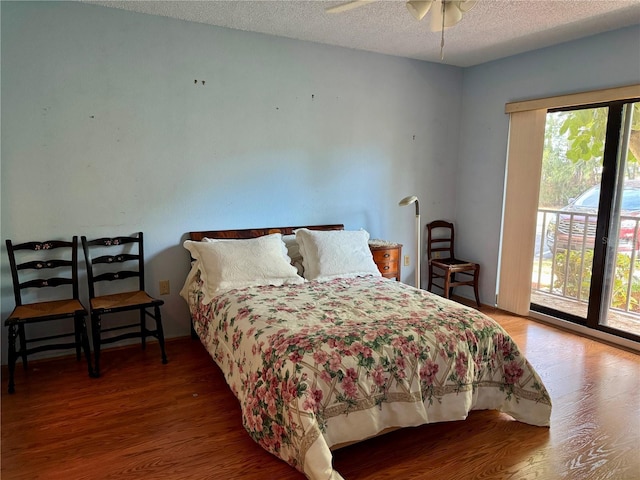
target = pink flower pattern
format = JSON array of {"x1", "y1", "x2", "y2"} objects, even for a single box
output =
[{"x1": 186, "y1": 274, "x2": 551, "y2": 478}]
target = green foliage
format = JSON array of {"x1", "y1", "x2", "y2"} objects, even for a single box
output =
[
  {"x1": 553, "y1": 249, "x2": 593, "y2": 299},
  {"x1": 609, "y1": 253, "x2": 640, "y2": 312},
  {"x1": 552, "y1": 248, "x2": 640, "y2": 312},
  {"x1": 560, "y1": 103, "x2": 640, "y2": 164},
  {"x1": 538, "y1": 104, "x2": 640, "y2": 209},
  {"x1": 538, "y1": 111, "x2": 602, "y2": 208},
  {"x1": 559, "y1": 108, "x2": 607, "y2": 162}
]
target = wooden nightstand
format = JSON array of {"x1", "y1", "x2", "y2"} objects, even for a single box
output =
[{"x1": 369, "y1": 241, "x2": 402, "y2": 281}]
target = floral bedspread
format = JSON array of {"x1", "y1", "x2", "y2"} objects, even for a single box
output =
[{"x1": 184, "y1": 275, "x2": 551, "y2": 480}]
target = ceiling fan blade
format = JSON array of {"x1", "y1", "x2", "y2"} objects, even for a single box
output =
[
  {"x1": 457, "y1": 0, "x2": 477, "y2": 13},
  {"x1": 406, "y1": 1, "x2": 434, "y2": 21},
  {"x1": 429, "y1": 0, "x2": 463, "y2": 31},
  {"x1": 325, "y1": 0, "x2": 376, "y2": 14}
]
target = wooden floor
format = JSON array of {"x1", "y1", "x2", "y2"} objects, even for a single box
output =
[{"x1": 2, "y1": 307, "x2": 639, "y2": 480}]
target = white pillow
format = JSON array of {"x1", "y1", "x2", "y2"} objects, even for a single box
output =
[
  {"x1": 203, "y1": 235, "x2": 289, "y2": 258},
  {"x1": 295, "y1": 228, "x2": 381, "y2": 282},
  {"x1": 282, "y1": 234, "x2": 304, "y2": 276},
  {"x1": 183, "y1": 233, "x2": 304, "y2": 304}
]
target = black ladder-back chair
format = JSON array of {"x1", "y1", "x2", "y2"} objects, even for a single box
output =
[
  {"x1": 426, "y1": 220, "x2": 481, "y2": 308},
  {"x1": 81, "y1": 232, "x2": 167, "y2": 376},
  {"x1": 4, "y1": 237, "x2": 94, "y2": 393}
]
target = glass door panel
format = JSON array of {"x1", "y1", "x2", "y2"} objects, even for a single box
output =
[
  {"x1": 531, "y1": 107, "x2": 607, "y2": 322},
  {"x1": 600, "y1": 102, "x2": 640, "y2": 337}
]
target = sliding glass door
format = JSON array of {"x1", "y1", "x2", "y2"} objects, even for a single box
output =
[{"x1": 531, "y1": 101, "x2": 640, "y2": 342}]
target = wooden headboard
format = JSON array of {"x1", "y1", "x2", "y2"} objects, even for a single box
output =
[{"x1": 189, "y1": 224, "x2": 344, "y2": 241}]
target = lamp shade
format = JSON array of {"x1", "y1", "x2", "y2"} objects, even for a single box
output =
[
  {"x1": 398, "y1": 195, "x2": 418, "y2": 206},
  {"x1": 399, "y1": 195, "x2": 420, "y2": 215}
]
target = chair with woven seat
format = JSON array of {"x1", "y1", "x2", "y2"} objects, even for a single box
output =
[
  {"x1": 81, "y1": 232, "x2": 167, "y2": 376},
  {"x1": 426, "y1": 220, "x2": 481, "y2": 308},
  {"x1": 4, "y1": 236, "x2": 94, "y2": 393}
]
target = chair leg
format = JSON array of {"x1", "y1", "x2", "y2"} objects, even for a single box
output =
[
  {"x1": 91, "y1": 314, "x2": 102, "y2": 377},
  {"x1": 448, "y1": 273, "x2": 455, "y2": 298},
  {"x1": 18, "y1": 324, "x2": 27, "y2": 370},
  {"x1": 427, "y1": 266, "x2": 434, "y2": 293},
  {"x1": 7, "y1": 324, "x2": 17, "y2": 394},
  {"x1": 74, "y1": 316, "x2": 82, "y2": 361},
  {"x1": 140, "y1": 309, "x2": 146, "y2": 350},
  {"x1": 443, "y1": 273, "x2": 451, "y2": 299},
  {"x1": 154, "y1": 305, "x2": 168, "y2": 365},
  {"x1": 474, "y1": 267, "x2": 481, "y2": 308},
  {"x1": 78, "y1": 314, "x2": 96, "y2": 378}
]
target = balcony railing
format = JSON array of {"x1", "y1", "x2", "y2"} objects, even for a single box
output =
[{"x1": 532, "y1": 208, "x2": 640, "y2": 317}]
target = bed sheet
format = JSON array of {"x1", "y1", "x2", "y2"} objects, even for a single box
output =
[{"x1": 183, "y1": 274, "x2": 551, "y2": 480}]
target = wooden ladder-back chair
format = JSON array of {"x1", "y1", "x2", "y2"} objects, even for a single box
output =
[
  {"x1": 4, "y1": 236, "x2": 94, "y2": 393},
  {"x1": 426, "y1": 220, "x2": 481, "y2": 308},
  {"x1": 81, "y1": 232, "x2": 167, "y2": 376}
]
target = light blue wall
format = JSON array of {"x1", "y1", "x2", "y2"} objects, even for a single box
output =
[
  {"x1": 2, "y1": 1, "x2": 639, "y2": 365},
  {"x1": 457, "y1": 25, "x2": 640, "y2": 305},
  {"x1": 1, "y1": 1, "x2": 463, "y2": 362}
]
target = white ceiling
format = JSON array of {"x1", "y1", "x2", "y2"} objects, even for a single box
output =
[{"x1": 86, "y1": 0, "x2": 640, "y2": 67}]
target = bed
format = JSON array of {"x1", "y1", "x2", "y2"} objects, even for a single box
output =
[{"x1": 181, "y1": 225, "x2": 551, "y2": 480}]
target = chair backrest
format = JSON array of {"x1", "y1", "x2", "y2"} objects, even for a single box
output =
[
  {"x1": 426, "y1": 221, "x2": 455, "y2": 261},
  {"x1": 6, "y1": 237, "x2": 80, "y2": 306},
  {"x1": 81, "y1": 233, "x2": 145, "y2": 299}
]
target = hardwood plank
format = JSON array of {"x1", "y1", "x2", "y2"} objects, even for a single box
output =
[{"x1": 2, "y1": 308, "x2": 639, "y2": 479}]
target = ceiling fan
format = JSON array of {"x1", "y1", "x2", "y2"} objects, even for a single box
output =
[{"x1": 326, "y1": 0, "x2": 477, "y2": 32}]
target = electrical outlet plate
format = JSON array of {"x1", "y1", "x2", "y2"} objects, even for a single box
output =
[
  {"x1": 404, "y1": 255, "x2": 410, "y2": 266},
  {"x1": 159, "y1": 280, "x2": 170, "y2": 295}
]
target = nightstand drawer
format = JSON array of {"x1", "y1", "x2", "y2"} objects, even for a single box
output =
[
  {"x1": 369, "y1": 242, "x2": 402, "y2": 281},
  {"x1": 371, "y1": 248, "x2": 400, "y2": 264},
  {"x1": 377, "y1": 262, "x2": 398, "y2": 278}
]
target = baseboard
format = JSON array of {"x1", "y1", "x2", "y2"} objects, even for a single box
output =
[
  {"x1": 449, "y1": 293, "x2": 639, "y2": 354},
  {"x1": 529, "y1": 311, "x2": 639, "y2": 354}
]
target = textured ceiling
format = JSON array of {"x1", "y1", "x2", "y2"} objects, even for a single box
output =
[{"x1": 85, "y1": 0, "x2": 640, "y2": 67}]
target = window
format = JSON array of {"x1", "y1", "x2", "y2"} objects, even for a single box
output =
[{"x1": 499, "y1": 85, "x2": 640, "y2": 346}]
